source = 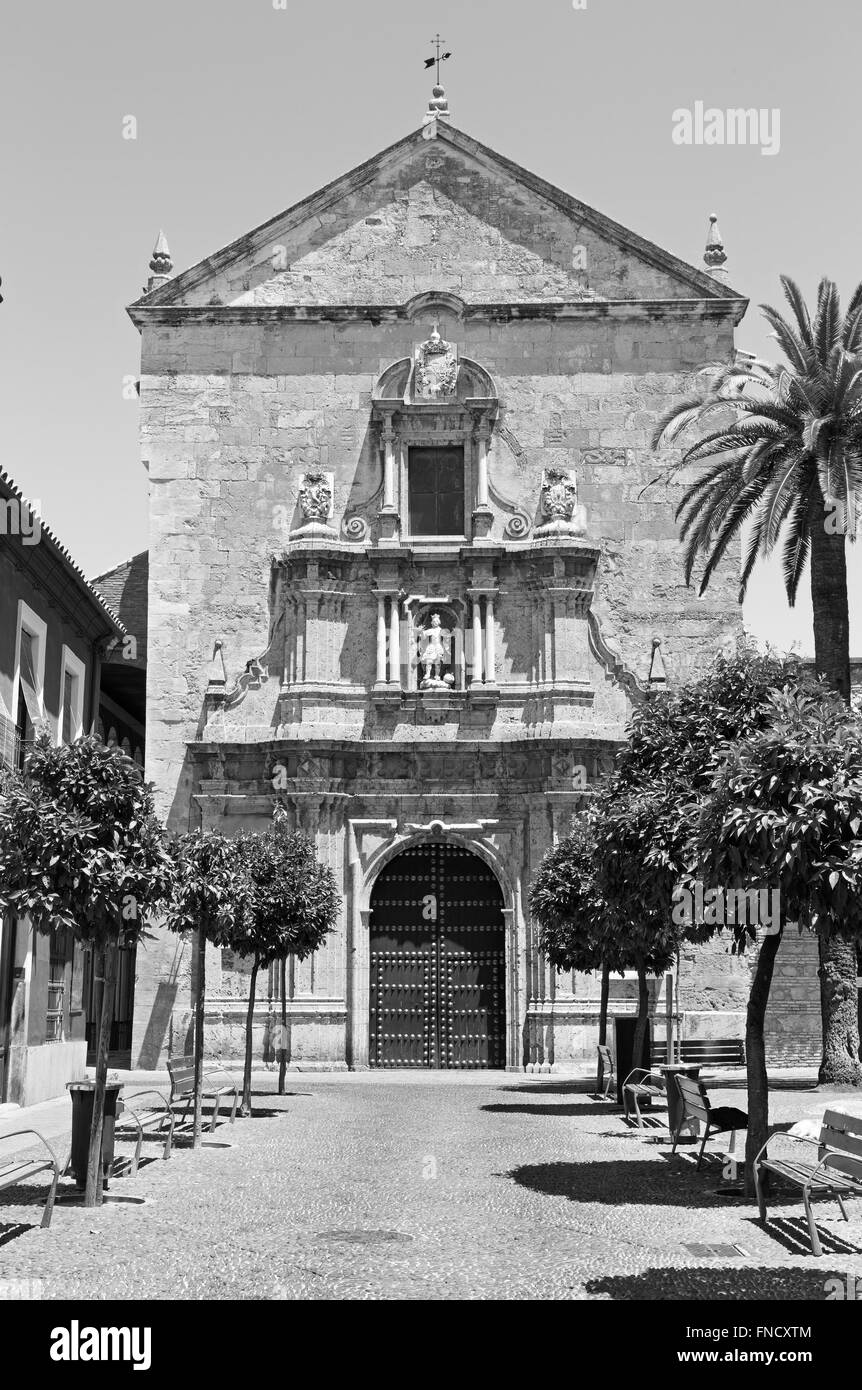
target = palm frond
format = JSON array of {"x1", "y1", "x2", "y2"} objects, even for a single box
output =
[
  {"x1": 814, "y1": 278, "x2": 841, "y2": 362},
  {"x1": 738, "y1": 514, "x2": 766, "y2": 600},
  {"x1": 759, "y1": 304, "x2": 812, "y2": 374},
  {"x1": 760, "y1": 448, "x2": 804, "y2": 550},
  {"x1": 779, "y1": 275, "x2": 814, "y2": 347},
  {"x1": 780, "y1": 492, "x2": 814, "y2": 605}
]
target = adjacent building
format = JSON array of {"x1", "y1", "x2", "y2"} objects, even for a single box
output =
[{"x1": 0, "y1": 470, "x2": 125, "y2": 1105}]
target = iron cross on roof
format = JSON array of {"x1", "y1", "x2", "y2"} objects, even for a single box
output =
[{"x1": 424, "y1": 34, "x2": 451, "y2": 84}]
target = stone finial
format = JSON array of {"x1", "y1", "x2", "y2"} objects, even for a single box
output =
[
  {"x1": 703, "y1": 214, "x2": 729, "y2": 284},
  {"x1": 647, "y1": 638, "x2": 668, "y2": 689},
  {"x1": 422, "y1": 83, "x2": 451, "y2": 127},
  {"x1": 147, "y1": 229, "x2": 173, "y2": 292}
]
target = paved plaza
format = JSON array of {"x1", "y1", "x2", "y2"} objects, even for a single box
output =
[{"x1": 2, "y1": 1074, "x2": 862, "y2": 1301}]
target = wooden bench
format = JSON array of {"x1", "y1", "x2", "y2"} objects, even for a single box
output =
[
  {"x1": 754, "y1": 1109, "x2": 862, "y2": 1256},
  {"x1": 115, "y1": 1089, "x2": 175, "y2": 1174},
  {"x1": 671, "y1": 1075, "x2": 748, "y2": 1169},
  {"x1": 167, "y1": 1056, "x2": 239, "y2": 1133},
  {"x1": 0, "y1": 1128, "x2": 61, "y2": 1229},
  {"x1": 596, "y1": 1045, "x2": 616, "y2": 1100},
  {"x1": 622, "y1": 1068, "x2": 666, "y2": 1126}
]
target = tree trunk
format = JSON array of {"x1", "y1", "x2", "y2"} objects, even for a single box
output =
[
  {"x1": 240, "y1": 957, "x2": 259, "y2": 1117},
  {"x1": 809, "y1": 516, "x2": 851, "y2": 702},
  {"x1": 85, "y1": 940, "x2": 118, "y2": 1207},
  {"x1": 594, "y1": 962, "x2": 611, "y2": 1093},
  {"x1": 598, "y1": 963, "x2": 610, "y2": 1047},
  {"x1": 818, "y1": 934, "x2": 861, "y2": 1085},
  {"x1": 743, "y1": 928, "x2": 783, "y2": 1198},
  {"x1": 192, "y1": 923, "x2": 206, "y2": 1147},
  {"x1": 632, "y1": 954, "x2": 649, "y2": 1072},
  {"x1": 278, "y1": 955, "x2": 287, "y2": 1096}
]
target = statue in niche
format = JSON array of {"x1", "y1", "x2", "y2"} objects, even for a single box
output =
[
  {"x1": 414, "y1": 322, "x2": 459, "y2": 401},
  {"x1": 415, "y1": 612, "x2": 454, "y2": 690}
]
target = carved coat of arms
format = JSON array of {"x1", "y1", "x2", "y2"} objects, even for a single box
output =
[
  {"x1": 298, "y1": 471, "x2": 333, "y2": 522},
  {"x1": 535, "y1": 465, "x2": 585, "y2": 537},
  {"x1": 414, "y1": 323, "x2": 459, "y2": 401},
  {"x1": 541, "y1": 468, "x2": 578, "y2": 522}
]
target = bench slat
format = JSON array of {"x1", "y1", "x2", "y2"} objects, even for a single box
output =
[
  {"x1": 0, "y1": 1159, "x2": 53, "y2": 1186},
  {"x1": 820, "y1": 1116, "x2": 862, "y2": 1161},
  {"x1": 761, "y1": 1158, "x2": 862, "y2": 1192}
]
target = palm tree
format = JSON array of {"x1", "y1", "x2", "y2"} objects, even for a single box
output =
[{"x1": 652, "y1": 275, "x2": 862, "y2": 1084}]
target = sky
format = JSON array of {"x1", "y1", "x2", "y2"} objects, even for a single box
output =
[{"x1": 2, "y1": 0, "x2": 860, "y2": 653}]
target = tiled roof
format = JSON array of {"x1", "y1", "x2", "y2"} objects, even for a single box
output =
[
  {"x1": 91, "y1": 551, "x2": 148, "y2": 663},
  {"x1": 0, "y1": 468, "x2": 124, "y2": 635}
]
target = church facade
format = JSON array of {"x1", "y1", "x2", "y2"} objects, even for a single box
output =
[{"x1": 129, "y1": 98, "x2": 762, "y2": 1073}]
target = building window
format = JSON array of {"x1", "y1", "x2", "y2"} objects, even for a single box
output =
[
  {"x1": 59, "y1": 646, "x2": 86, "y2": 744},
  {"x1": 408, "y1": 447, "x2": 465, "y2": 536},
  {"x1": 14, "y1": 605, "x2": 46, "y2": 770},
  {"x1": 47, "y1": 929, "x2": 69, "y2": 1042}
]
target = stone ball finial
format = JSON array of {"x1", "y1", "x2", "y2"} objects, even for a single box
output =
[
  {"x1": 423, "y1": 82, "x2": 451, "y2": 125},
  {"x1": 704, "y1": 213, "x2": 727, "y2": 268}
]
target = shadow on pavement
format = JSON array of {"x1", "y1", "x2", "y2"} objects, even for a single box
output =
[
  {"x1": 496, "y1": 1083, "x2": 592, "y2": 1095},
  {"x1": 482, "y1": 1101, "x2": 635, "y2": 1118},
  {"x1": 0, "y1": 1219, "x2": 32, "y2": 1246},
  {"x1": 585, "y1": 1264, "x2": 842, "y2": 1300},
  {"x1": 506, "y1": 1160, "x2": 736, "y2": 1206},
  {"x1": 754, "y1": 1213, "x2": 862, "y2": 1257}
]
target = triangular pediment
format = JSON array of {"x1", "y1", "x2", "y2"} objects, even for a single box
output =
[{"x1": 132, "y1": 123, "x2": 743, "y2": 313}]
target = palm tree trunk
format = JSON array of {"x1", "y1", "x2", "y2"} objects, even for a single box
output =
[
  {"x1": 810, "y1": 517, "x2": 857, "y2": 1079},
  {"x1": 818, "y1": 935, "x2": 861, "y2": 1085},
  {"x1": 809, "y1": 517, "x2": 850, "y2": 700},
  {"x1": 744, "y1": 928, "x2": 783, "y2": 1197},
  {"x1": 240, "y1": 957, "x2": 259, "y2": 1117}
]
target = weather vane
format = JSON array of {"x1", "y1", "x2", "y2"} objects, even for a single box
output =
[{"x1": 424, "y1": 34, "x2": 451, "y2": 85}]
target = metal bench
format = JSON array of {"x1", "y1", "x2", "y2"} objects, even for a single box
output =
[
  {"x1": 167, "y1": 1056, "x2": 239, "y2": 1133},
  {"x1": 0, "y1": 1128, "x2": 61, "y2": 1229},
  {"x1": 115, "y1": 1089, "x2": 175, "y2": 1174},
  {"x1": 671, "y1": 1074, "x2": 748, "y2": 1169},
  {"x1": 596, "y1": 1045, "x2": 616, "y2": 1100},
  {"x1": 622, "y1": 1068, "x2": 666, "y2": 1126},
  {"x1": 754, "y1": 1109, "x2": 862, "y2": 1256},
  {"x1": 652, "y1": 1038, "x2": 745, "y2": 1068}
]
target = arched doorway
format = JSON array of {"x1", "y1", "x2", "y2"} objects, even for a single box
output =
[{"x1": 369, "y1": 842, "x2": 506, "y2": 1069}]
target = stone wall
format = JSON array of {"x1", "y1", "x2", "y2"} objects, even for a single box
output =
[{"x1": 761, "y1": 929, "x2": 822, "y2": 1067}]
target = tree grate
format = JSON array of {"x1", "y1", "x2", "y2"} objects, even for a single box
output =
[{"x1": 682, "y1": 1242, "x2": 750, "y2": 1259}]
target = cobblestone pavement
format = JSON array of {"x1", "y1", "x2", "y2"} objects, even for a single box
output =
[{"x1": 2, "y1": 1075, "x2": 862, "y2": 1300}]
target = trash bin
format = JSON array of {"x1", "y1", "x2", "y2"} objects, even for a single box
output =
[
  {"x1": 67, "y1": 1081, "x2": 123, "y2": 1190},
  {"x1": 660, "y1": 1064, "x2": 701, "y2": 1136},
  {"x1": 613, "y1": 1017, "x2": 650, "y2": 1106}
]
